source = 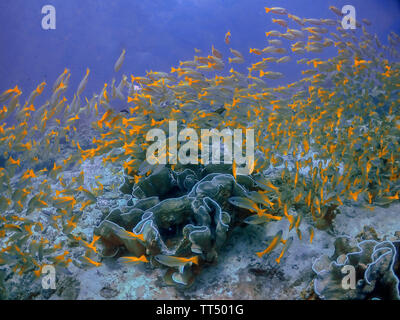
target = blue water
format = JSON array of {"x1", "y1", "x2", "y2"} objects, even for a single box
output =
[{"x1": 0, "y1": 0, "x2": 399, "y2": 102}]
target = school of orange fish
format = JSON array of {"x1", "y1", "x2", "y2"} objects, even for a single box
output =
[{"x1": 0, "y1": 5, "x2": 399, "y2": 279}]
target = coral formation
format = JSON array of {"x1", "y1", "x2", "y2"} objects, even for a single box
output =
[
  {"x1": 0, "y1": 2, "x2": 399, "y2": 299},
  {"x1": 312, "y1": 236, "x2": 400, "y2": 300},
  {"x1": 95, "y1": 164, "x2": 256, "y2": 286}
]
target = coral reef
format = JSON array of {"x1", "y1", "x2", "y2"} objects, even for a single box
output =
[
  {"x1": 312, "y1": 235, "x2": 400, "y2": 300},
  {"x1": 95, "y1": 164, "x2": 257, "y2": 287},
  {"x1": 0, "y1": 2, "x2": 399, "y2": 300}
]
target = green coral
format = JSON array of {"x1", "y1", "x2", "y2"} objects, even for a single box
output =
[{"x1": 95, "y1": 164, "x2": 255, "y2": 287}]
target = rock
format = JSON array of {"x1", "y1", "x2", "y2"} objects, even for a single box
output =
[
  {"x1": 356, "y1": 225, "x2": 380, "y2": 241},
  {"x1": 55, "y1": 275, "x2": 80, "y2": 300},
  {"x1": 100, "y1": 286, "x2": 119, "y2": 299}
]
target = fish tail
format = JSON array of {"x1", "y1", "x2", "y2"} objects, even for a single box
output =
[
  {"x1": 256, "y1": 251, "x2": 264, "y2": 258},
  {"x1": 191, "y1": 256, "x2": 199, "y2": 265}
]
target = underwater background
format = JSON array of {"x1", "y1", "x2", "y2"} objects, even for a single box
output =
[
  {"x1": 1, "y1": 0, "x2": 399, "y2": 102},
  {"x1": 0, "y1": 0, "x2": 400, "y2": 300}
]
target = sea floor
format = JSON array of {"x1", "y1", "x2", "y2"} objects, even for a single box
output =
[
  {"x1": 70, "y1": 204, "x2": 400, "y2": 300},
  {"x1": 2, "y1": 156, "x2": 400, "y2": 300}
]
